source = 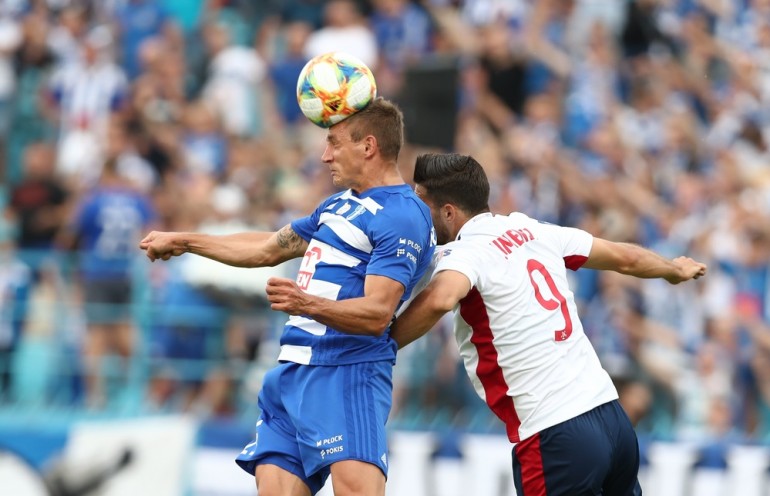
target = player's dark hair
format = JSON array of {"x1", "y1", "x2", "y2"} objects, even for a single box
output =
[
  {"x1": 413, "y1": 153, "x2": 490, "y2": 215},
  {"x1": 345, "y1": 97, "x2": 404, "y2": 161}
]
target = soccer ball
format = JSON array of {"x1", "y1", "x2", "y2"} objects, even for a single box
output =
[{"x1": 296, "y1": 52, "x2": 377, "y2": 128}]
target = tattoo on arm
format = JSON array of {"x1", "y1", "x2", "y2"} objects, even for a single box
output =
[{"x1": 277, "y1": 225, "x2": 305, "y2": 253}]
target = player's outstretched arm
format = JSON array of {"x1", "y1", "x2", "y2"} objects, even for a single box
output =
[
  {"x1": 391, "y1": 270, "x2": 471, "y2": 349},
  {"x1": 139, "y1": 224, "x2": 308, "y2": 268},
  {"x1": 582, "y1": 237, "x2": 707, "y2": 284}
]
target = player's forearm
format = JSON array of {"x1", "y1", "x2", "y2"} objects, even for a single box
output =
[
  {"x1": 178, "y1": 232, "x2": 279, "y2": 267},
  {"x1": 391, "y1": 307, "x2": 443, "y2": 349},
  {"x1": 611, "y1": 243, "x2": 689, "y2": 282},
  {"x1": 302, "y1": 296, "x2": 395, "y2": 337},
  {"x1": 391, "y1": 289, "x2": 453, "y2": 349}
]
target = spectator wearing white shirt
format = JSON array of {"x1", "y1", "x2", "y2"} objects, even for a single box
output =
[
  {"x1": 201, "y1": 21, "x2": 267, "y2": 139},
  {"x1": 48, "y1": 28, "x2": 128, "y2": 186},
  {"x1": 303, "y1": 0, "x2": 378, "y2": 70}
]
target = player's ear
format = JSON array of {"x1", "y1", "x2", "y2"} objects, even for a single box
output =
[
  {"x1": 363, "y1": 135, "x2": 377, "y2": 158},
  {"x1": 443, "y1": 203, "x2": 455, "y2": 221}
]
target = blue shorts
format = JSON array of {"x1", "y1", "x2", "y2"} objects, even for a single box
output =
[
  {"x1": 512, "y1": 400, "x2": 642, "y2": 496},
  {"x1": 235, "y1": 360, "x2": 393, "y2": 494}
]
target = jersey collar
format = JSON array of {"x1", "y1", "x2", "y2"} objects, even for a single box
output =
[{"x1": 456, "y1": 212, "x2": 493, "y2": 241}]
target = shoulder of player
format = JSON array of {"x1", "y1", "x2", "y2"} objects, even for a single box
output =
[{"x1": 373, "y1": 193, "x2": 430, "y2": 221}]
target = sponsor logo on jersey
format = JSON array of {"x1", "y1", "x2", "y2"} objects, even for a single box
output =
[{"x1": 346, "y1": 204, "x2": 367, "y2": 221}]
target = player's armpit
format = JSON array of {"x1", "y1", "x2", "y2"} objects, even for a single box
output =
[{"x1": 391, "y1": 270, "x2": 471, "y2": 349}]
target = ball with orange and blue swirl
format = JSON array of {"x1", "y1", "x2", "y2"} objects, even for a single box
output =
[{"x1": 296, "y1": 52, "x2": 377, "y2": 128}]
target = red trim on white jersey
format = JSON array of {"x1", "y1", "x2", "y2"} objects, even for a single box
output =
[
  {"x1": 459, "y1": 287, "x2": 521, "y2": 442},
  {"x1": 563, "y1": 254, "x2": 588, "y2": 271}
]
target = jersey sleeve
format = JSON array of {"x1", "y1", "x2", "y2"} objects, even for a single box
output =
[
  {"x1": 366, "y1": 205, "x2": 430, "y2": 290},
  {"x1": 290, "y1": 196, "x2": 334, "y2": 242},
  {"x1": 433, "y1": 243, "x2": 480, "y2": 288},
  {"x1": 538, "y1": 222, "x2": 594, "y2": 271}
]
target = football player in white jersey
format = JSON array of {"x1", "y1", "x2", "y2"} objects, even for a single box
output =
[{"x1": 391, "y1": 153, "x2": 707, "y2": 495}]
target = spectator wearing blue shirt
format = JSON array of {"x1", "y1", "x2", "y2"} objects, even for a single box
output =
[
  {"x1": 59, "y1": 157, "x2": 157, "y2": 408},
  {"x1": 114, "y1": 0, "x2": 181, "y2": 80},
  {"x1": 268, "y1": 21, "x2": 312, "y2": 128}
]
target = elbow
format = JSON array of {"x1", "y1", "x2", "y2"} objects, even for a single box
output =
[
  {"x1": 368, "y1": 314, "x2": 394, "y2": 337},
  {"x1": 430, "y1": 292, "x2": 458, "y2": 315}
]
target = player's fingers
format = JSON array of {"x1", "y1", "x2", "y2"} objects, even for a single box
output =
[
  {"x1": 267, "y1": 277, "x2": 293, "y2": 289},
  {"x1": 265, "y1": 283, "x2": 280, "y2": 295}
]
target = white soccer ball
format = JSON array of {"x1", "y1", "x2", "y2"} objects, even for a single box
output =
[{"x1": 296, "y1": 52, "x2": 377, "y2": 128}]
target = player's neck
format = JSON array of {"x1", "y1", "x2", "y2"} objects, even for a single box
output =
[{"x1": 352, "y1": 163, "x2": 404, "y2": 193}]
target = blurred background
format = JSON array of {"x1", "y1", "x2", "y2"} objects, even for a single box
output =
[{"x1": 1, "y1": 0, "x2": 770, "y2": 495}]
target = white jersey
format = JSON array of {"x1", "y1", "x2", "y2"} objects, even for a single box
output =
[{"x1": 434, "y1": 212, "x2": 618, "y2": 442}]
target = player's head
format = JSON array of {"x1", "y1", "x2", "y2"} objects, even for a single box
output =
[
  {"x1": 344, "y1": 97, "x2": 404, "y2": 161},
  {"x1": 413, "y1": 153, "x2": 490, "y2": 244},
  {"x1": 322, "y1": 97, "x2": 404, "y2": 189}
]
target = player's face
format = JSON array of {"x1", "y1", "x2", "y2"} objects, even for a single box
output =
[
  {"x1": 415, "y1": 184, "x2": 452, "y2": 245},
  {"x1": 321, "y1": 122, "x2": 365, "y2": 189}
]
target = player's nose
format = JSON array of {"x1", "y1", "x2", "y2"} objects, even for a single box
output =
[{"x1": 321, "y1": 144, "x2": 333, "y2": 163}]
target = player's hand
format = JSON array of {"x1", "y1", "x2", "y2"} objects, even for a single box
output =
[
  {"x1": 265, "y1": 277, "x2": 312, "y2": 315},
  {"x1": 139, "y1": 231, "x2": 186, "y2": 262},
  {"x1": 667, "y1": 256, "x2": 707, "y2": 284}
]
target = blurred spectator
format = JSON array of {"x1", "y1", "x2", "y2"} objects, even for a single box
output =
[
  {"x1": 303, "y1": 0, "x2": 378, "y2": 69},
  {"x1": 163, "y1": 0, "x2": 207, "y2": 36},
  {"x1": 6, "y1": 142, "x2": 68, "y2": 272},
  {"x1": 474, "y1": 20, "x2": 529, "y2": 130},
  {"x1": 369, "y1": 0, "x2": 433, "y2": 96},
  {"x1": 267, "y1": 21, "x2": 312, "y2": 128},
  {"x1": 105, "y1": 118, "x2": 158, "y2": 193},
  {"x1": 57, "y1": 157, "x2": 157, "y2": 409},
  {"x1": 47, "y1": 27, "x2": 129, "y2": 186},
  {"x1": 263, "y1": 0, "x2": 327, "y2": 29},
  {"x1": 47, "y1": 5, "x2": 88, "y2": 65},
  {"x1": 179, "y1": 100, "x2": 227, "y2": 179},
  {"x1": 146, "y1": 252, "x2": 232, "y2": 416},
  {"x1": 111, "y1": 0, "x2": 182, "y2": 80},
  {"x1": 6, "y1": 12, "x2": 56, "y2": 186},
  {"x1": 200, "y1": 20, "x2": 267, "y2": 138},
  {"x1": 0, "y1": 226, "x2": 31, "y2": 402},
  {"x1": 620, "y1": 0, "x2": 672, "y2": 59},
  {"x1": 0, "y1": 13, "x2": 22, "y2": 176}
]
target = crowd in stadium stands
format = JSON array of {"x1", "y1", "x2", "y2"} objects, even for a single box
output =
[{"x1": 1, "y1": 0, "x2": 770, "y2": 459}]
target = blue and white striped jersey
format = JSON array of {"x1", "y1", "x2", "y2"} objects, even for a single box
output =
[{"x1": 280, "y1": 184, "x2": 435, "y2": 365}]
